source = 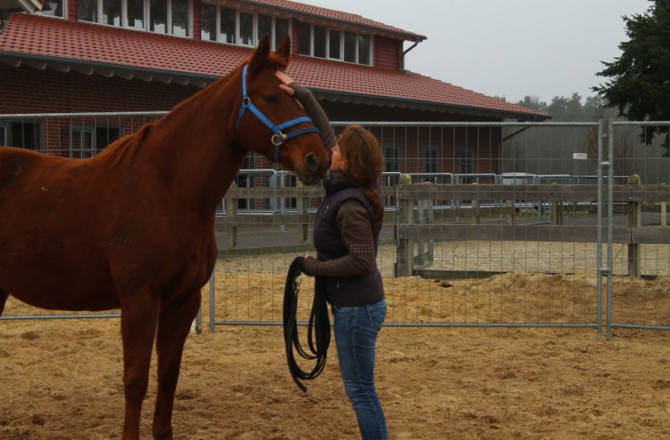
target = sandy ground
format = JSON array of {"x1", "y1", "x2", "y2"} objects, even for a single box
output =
[
  {"x1": 2, "y1": 317, "x2": 670, "y2": 440},
  {"x1": 2, "y1": 291, "x2": 670, "y2": 439},
  {"x1": 2, "y1": 243, "x2": 670, "y2": 439}
]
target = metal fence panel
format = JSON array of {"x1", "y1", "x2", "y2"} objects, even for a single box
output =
[{"x1": 2, "y1": 114, "x2": 669, "y2": 340}]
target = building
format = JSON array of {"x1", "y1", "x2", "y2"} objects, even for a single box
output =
[{"x1": 0, "y1": 0, "x2": 549, "y2": 175}]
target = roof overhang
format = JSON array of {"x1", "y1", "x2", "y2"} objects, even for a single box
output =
[
  {"x1": 0, "y1": 52, "x2": 215, "y2": 87},
  {"x1": 313, "y1": 89, "x2": 548, "y2": 122}
]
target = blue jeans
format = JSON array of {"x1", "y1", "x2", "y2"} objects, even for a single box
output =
[{"x1": 332, "y1": 299, "x2": 387, "y2": 440}]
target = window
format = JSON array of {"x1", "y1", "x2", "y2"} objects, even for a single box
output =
[
  {"x1": 298, "y1": 22, "x2": 310, "y2": 55},
  {"x1": 37, "y1": 0, "x2": 66, "y2": 18},
  {"x1": 127, "y1": 0, "x2": 144, "y2": 29},
  {"x1": 150, "y1": 0, "x2": 167, "y2": 33},
  {"x1": 79, "y1": 0, "x2": 97, "y2": 22},
  {"x1": 296, "y1": 23, "x2": 372, "y2": 65},
  {"x1": 79, "y1": 0, "x2": 191, "y2": 37},
  {"x1": 257, "y1": 14, "x2": 272, "y2": 42},
  {"x1": 459, "y1": 147, "x2": 475, "y2": 174},
  {"x1": 70, "y1": 125, "x2": 123, "y2": 158},
  {"x1": 329, "y1": 30, "x2": 340, "y2": 60},
  {"x1": 70, "y1": 126, "x2": 94, "y2": 158},
  {"x1": 313, "y1": 25, "x2": 327, "y2": 58},
  {"x1": 103, "y1": 0, "x2": 121, "y2": 26},
  {"x1": 200, "y1": 4, "x2": 216, "y2": 41},
  {"x1": 239, "y1": 12, "x2": 253, "y2": 46},
  {"x1": 384, "y1": 142, "x2": 399, "y2": 173},
  {"x1": 204, "y1": 7, "x2": 287, "y2": 48},
  {"x1": 1, "y1": 121, "x2": 43, "y2": 151},
  {"x1": 424, "y1": 144, "x2": 438, "y2": 173},
  {"x1": 220, "y1": 7, "x2": 236, "y2": 44},
  {"x1": 344, "y1": 31, "x2": 356, "y2": 63},
  {"x1": 171, "y1": 0, "x2": 188, "y2": 36},
  {"x1": 274, "y1": 17, "x2": 289, "y2": 47},
  {"x1": 357, "y1": 34, "x2": 370, "y2": 65}
]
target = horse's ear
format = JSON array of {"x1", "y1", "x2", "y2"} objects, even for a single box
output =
[
  {"x1": 249, "y1": 34, "x2": 271, "y2": 75},
  {"x1": 276, "y1": 35, "x2": 291, "y2": 59}
]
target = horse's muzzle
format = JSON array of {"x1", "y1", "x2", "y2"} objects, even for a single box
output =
[{"x1": 296, "y1": 152, "x2": 328, "y2": 185}]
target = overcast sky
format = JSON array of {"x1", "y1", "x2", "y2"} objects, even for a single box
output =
[{"x1": 303, "y1": 0, "x2": 652, "y2": 103}]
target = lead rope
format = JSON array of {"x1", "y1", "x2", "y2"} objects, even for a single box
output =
[{"x1": 283, "y1": 256, "x2": 330, "y2": 392}]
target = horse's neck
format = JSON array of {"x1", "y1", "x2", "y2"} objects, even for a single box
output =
[{"x1": 139, "y1": 76, "x2": 246, "y2": 217}]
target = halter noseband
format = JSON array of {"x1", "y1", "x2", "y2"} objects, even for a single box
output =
[{"x1": 236, "y1": 65, "x2": 320, "y2": 163}]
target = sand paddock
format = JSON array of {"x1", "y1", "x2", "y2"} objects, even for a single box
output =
[{"x1": 2, "y1": 244, "x2": 670, "y2": 439}]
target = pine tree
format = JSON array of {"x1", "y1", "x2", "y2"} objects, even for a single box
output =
[{"x1": 593, "y1": 0, "x2": 670, "y2": 153}]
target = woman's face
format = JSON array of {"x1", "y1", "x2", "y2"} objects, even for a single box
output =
[{"x1": 330, "y1": 142, "x2": 346, "y2": 171}]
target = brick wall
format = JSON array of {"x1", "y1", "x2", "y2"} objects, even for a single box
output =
[
  {"x1": 374, "y1": 35, "x2": 401, "y2": 70},
  {"x1": 0, "y1": 64, "x2": 198, "y2": 114}
]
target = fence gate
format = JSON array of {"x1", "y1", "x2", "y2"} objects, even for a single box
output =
[{"x1": 605, "y1": 121, "x2": 670, "y2": 338}]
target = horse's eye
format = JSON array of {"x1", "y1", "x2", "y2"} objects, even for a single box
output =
[{"x1": 263, "y1": 95, "x2": 277, "y2": 104}]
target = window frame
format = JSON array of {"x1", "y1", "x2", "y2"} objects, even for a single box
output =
[
  {"x1": 298, "y1": 22, "x2": 372, "y2": 65},
  {"x1": 69, "y1": 124, "x2": 96, "y2": 159},
  {"x1": 201, "y1": 6, "x2": 290, "y2": 49},
  {"x1": 383, "y1": 141, "x2": 399, "y2": 173},
  {"x1": 69, "y1": 124, "x2": 124, "y2": 158},
  {"x1": 458, "y1": 147, "x2": 475, "y2": 174},
  {"x1": 1, "y1": 120, "x2": 44, "y2": 151},
  {"x1": 424, "y1": 144, "x2": 439, "y2": 174},
  {"x1": 78, "y1": 0, "x2": 192, "y2": 37}
]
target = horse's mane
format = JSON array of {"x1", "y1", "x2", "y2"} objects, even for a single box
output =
[
  {"x1": 90, "y1": 42, "x2": 288, "y2": 173},
  {"x1": 93, "y1": 123, "x2": 153, "y2": 172}
]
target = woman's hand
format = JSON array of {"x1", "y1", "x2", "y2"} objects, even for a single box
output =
[{"x1": 275, "y1": 70, "x2": 296, "y2": 96}]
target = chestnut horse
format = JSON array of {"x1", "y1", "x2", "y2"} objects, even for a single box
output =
[{"x1": 0, "y1": 36, "x2": 329, "y2": 439}]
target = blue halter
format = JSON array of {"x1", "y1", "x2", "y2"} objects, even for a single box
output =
[{"x1": 236, "y1": 65, "x2": 320, "y2": 163}]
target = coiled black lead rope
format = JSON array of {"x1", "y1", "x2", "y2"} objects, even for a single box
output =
[{"x1": 283, "y1": 256, "x2": 330, "y2": 392}]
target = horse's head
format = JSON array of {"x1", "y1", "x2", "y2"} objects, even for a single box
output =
[{"x1": 234, "y1": 35, "x2": 330, "y2": 185}]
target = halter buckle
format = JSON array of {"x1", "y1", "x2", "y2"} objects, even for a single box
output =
[{"x1": 272, "y1": 132, "x2": 288, "y2": 146}]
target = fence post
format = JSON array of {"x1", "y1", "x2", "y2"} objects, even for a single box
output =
[
  {"x1": 416, "y1": 197, "x2": 434, "y2": 266},
  {"x1": 395, "y1": 175, "x2": 414, "y2": 277},
  {"x1": 225, "y1": 182, "x2": 238, "y2": 248},
  {"x1": 626, "y1": 174, "x2": 641, "y2": 277},
  {"x1": 661, "y1": 201, "x2": 668, "y2": 226},
  {"x1": 296, "y1": 181, "x2": 309, "y2": 243},
  {"x1": 505, "y1": 200, "x2": 515, "y2": 225},
  {"x1": 550, "y1": 183, "x2": 563, "y2": 225},
  {"x1": 471, "y1": 182, "x2": 481, "y2": 224}
]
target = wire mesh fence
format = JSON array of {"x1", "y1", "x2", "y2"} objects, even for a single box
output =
[{"x1": 1, "y1": 115, "x2": 669, "y2": 338}]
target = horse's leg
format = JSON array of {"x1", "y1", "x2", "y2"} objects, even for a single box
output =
[
  {"x1": 152, "y1": 289, "x2": 201, "y2": 440},
  {"x1": 120, "y1": 289, "x2": 160, "y2": 440},
  {"x1": 0, "y1": 289, "x2": 8, "y2": 315}
]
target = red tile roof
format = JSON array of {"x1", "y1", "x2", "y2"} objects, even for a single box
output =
[
  {"x1": 241, "y1": 0, "x2": 426, "y2": 42},
  {"x1": 0, "y1": 14, "x2": 548, "y2": 120}
]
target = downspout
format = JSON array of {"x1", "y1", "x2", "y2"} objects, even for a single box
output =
[{"x1": 401, "y1": 40, "x2": 421, "y2": 71}]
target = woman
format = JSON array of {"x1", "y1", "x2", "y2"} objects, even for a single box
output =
[{"x1": 277, "y1": 70, "x2": 388, "y2": 440}]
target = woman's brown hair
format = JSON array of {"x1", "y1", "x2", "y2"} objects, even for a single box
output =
[{"x1": 337, "y1": 125, "x2": 384, "y2": 220}]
